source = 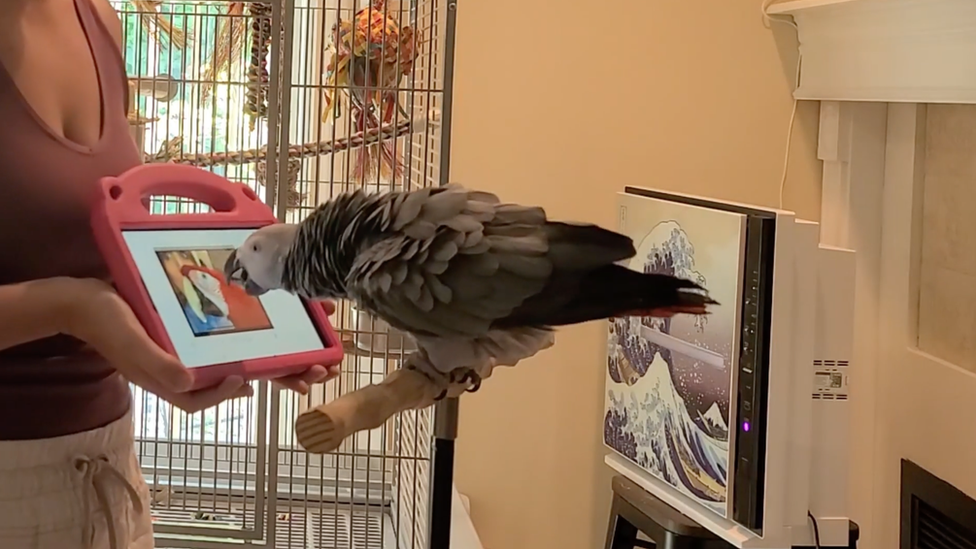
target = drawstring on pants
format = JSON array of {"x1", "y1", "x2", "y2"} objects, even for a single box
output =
[{"x1": 73, "y1": 455, "x2": 143, "y2": 549}]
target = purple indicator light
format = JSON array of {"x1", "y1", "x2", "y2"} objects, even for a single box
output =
[{"x1": 742, "y1": 421, "x2": 751, "y2": 432}]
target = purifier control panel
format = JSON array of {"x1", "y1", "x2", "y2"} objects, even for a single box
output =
[{"x1": 731, "y1": 215, "x2": 776, "y2": 534}]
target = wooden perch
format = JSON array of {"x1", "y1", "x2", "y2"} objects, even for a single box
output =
[
  {"x1": 295, "y1": 367, "x2": 443, "y2": 454},
  {"x1": 147, "y1": 119, "x2": 422, "y2": 167}
]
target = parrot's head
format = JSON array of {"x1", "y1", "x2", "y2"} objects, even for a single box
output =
[{"x1": 224, "y1": 223, "x2": 299, "y2": 297}]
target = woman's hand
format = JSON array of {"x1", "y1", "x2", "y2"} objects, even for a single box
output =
[{"x1": 58, "y1": 278, "x2": 338, "y2": 413}]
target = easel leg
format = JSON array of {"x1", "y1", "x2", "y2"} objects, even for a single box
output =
[{"x1": 605, "y1": 498, "x2": 639, "y2": 549}]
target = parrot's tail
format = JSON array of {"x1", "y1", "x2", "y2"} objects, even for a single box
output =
[
  {"x1": 498, "y1": 265, "x2": 717, "y2": 329},
  {"x1": 579, "y1": 266, "x2": 717, "y2": 323},
  {"x1": 611, "y1": 273, "x2": 718, "y2": 319}
]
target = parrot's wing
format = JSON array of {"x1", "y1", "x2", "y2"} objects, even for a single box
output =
[{"x1": 347, "y1": 186, "x2": 554, "y2": 338}]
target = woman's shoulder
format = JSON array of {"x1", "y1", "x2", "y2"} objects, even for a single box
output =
[{"x1": 87, "y1": 0, "x2": 124, "y2": 50}]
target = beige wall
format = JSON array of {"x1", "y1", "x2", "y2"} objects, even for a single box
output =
[
  {"x1": 449, "y1": 2, "x2": 822, "y2": 548},
  {"x1": 918, "y1": 105, "x2": 976, "y2": 371}
]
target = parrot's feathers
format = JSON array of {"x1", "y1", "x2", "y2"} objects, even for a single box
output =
[
  {"x1": 543, "y1": 222, "x2": 636, "y2": 271},
  {"x1": 376, "y1": 271, "x2": 393, "y2": 293},
  {"x1": 449, "y1": 253, "x2": 498, "y2": 278},
  {"x1": 485, "y1": 234, "x2": 547, "y2": 255},
  {"x1": 403, "y1": 220, "x2": 437, "y2": 240},
  {"x1": 423, "y1": 260, "x2": 450, "y2": 275},
  {"x1": 392, "y1": 187, "x2": 430, "y2": 230},
  {"x1": 348, "y1": 186, "x2": 554, "y2": 337},
  {"x1": 431, "y1": 241, "x2": 459, "y2": 262},
  {"x1": 467, "y1": 190, "x2": 501, "y2": 205},
  {"x1": 416, "y1": 284, "x2": 435, "y2": 312},
  {"x1": 495, "y1": 253, "x2": 552, "y2": 279},
  {"x1": 423, "y1": 272, "x2": 453, "y2": 303},
  {"x1": 493, "y1": 205, "x2": 546, "y2": 226},
  {"x1": 422, "y1": 190, "x2": 469, "y2": 223},
  {"x1": 463, "y1": 230, "x2": 484, "y2": 248},
  {"x1": 459, "y1": 237, "x2": 491, "y2": 255},
  {"x1": 438, "y1": 259, "x2": 495, "y2": 300},
  {"x1": 464, "y1": 201, "x2": 495, "y2": 221},
  {"x1": 378, "y1": 238, "x2": 402, "y2": 262},
  {"x1": 416, "y1": 327, "x2": 555, "y2": 374},
  {"x1": 401, "y1": 272, "x2": 423, "y2": 302},
  {"x1": 444, "y1": 214, "x2": 482, "y2": 234},
  {"x1": 401, "y1": 239, "x2": 422, "y2": 260},
  {"x1": 483, "y1": 223, "x2": 537, "y2": 238},
  {"x1": 391, "y1": 262, "x2": 409, "y2": 285}
]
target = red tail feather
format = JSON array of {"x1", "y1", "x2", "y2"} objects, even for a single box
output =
[{"x1": 615, "y1": 305, "x2": 710, "y2": 319}]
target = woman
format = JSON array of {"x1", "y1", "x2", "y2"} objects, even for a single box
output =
[{"x1": 0, "y1": 1, "x2": 337, "y2": 547}]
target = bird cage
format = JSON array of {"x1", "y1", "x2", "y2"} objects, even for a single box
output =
[{"x1": 115, "y1": 0, "x2": 459, "y2": 547}]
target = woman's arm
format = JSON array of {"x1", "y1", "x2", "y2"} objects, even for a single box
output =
[
  {"x1": 0, "y1": 277, "x2": 88, "y2": 351},
  {"x1": 0, "y1": 276, "x2": 258, "y2": 410}
]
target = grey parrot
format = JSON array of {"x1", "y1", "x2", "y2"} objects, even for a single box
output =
[{"x1": 223, "y1": 184, "x2": 717, "y2": 397}]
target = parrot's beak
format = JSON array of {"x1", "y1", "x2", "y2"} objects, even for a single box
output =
[
  {"x1": 224, "y1": 250, "x2": 270, "y2": 296},
  {"x1": 243, "y1": 280, "x2": 269, "y2": 297}
]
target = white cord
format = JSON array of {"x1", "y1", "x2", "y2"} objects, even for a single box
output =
[
  {"x1": 762, "y1": 1, "x2": 802, "y2": 209},
  {"x1": 761, "y1": 0, "x2": 798, "y2": 29}
]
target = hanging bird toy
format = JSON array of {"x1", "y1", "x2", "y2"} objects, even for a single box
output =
[
  {"x1": 245, "y1": 2, "x2": 273, "y2": 131},
  {"x1": 322, "y1": 0, "x2": 419, "y2": 183}
]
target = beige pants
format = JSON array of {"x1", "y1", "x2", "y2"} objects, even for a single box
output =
[{"x1": 0, "y1": 412, "x2": 154, "y2": 549}]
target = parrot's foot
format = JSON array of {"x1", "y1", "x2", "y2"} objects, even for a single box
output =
[
  {"x1": 404, "y1": 363, "x2": 451, "y2": 401},
  {"x1": 422, "y1": 368, "x2": 481, "y2": 401},
  {"x1": 402, "y1": 353, "x2": 486, "y2": 402},
  {"x1": 447, "y1": 368, "x2": 482, "y2": 393}
]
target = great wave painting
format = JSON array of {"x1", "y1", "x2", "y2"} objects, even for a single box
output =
[{"x1": 605, "y1": 191, "x2": 746, "y2": 518}]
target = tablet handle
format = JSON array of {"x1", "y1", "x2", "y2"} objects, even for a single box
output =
[{"x1": 97, "y1": 164, "x2": 274, "y2": 225}]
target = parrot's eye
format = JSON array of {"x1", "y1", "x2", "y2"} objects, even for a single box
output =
[{"x1": 251, "y1": 244, "x2": 260, "y2": 252}]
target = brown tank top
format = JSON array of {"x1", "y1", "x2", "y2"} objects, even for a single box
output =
[{"x1": 0, "y1": 0, "x2": 140, "y2": 439}]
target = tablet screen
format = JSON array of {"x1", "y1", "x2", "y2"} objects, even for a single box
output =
[{"x1": 123, "y1": 228, "x2": 326, "y2": 368}]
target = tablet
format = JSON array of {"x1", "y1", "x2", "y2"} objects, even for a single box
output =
[{"x1": 90, "y1": 164, "x2": 343, "y2": 390}]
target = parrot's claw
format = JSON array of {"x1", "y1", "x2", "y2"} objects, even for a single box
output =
[
  {"x1": 461, "y1": 370, "x2": 482, "y2": 393},
  {"x1": 447, "y1": 368, "x2": 482, "y2": 394},
  {"x1": 402, "y1": 357, "x2": 484, "y2": 402}
]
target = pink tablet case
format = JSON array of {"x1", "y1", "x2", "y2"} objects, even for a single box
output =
[{"x1": 90, "y1": 163, "x2": 343, "y2": 390}]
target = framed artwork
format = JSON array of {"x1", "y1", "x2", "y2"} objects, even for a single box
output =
[{"x1": 605, "y1": 190, "x2": 746, "y2": 518}]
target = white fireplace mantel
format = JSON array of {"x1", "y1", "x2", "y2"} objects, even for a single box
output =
[{"x1": 768, "y1": 0, "x2": 976, "y2": 103}]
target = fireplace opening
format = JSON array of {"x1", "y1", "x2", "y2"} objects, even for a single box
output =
[{"x1": 901, "y1": 460, "x2": 976, "y2": 549}]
